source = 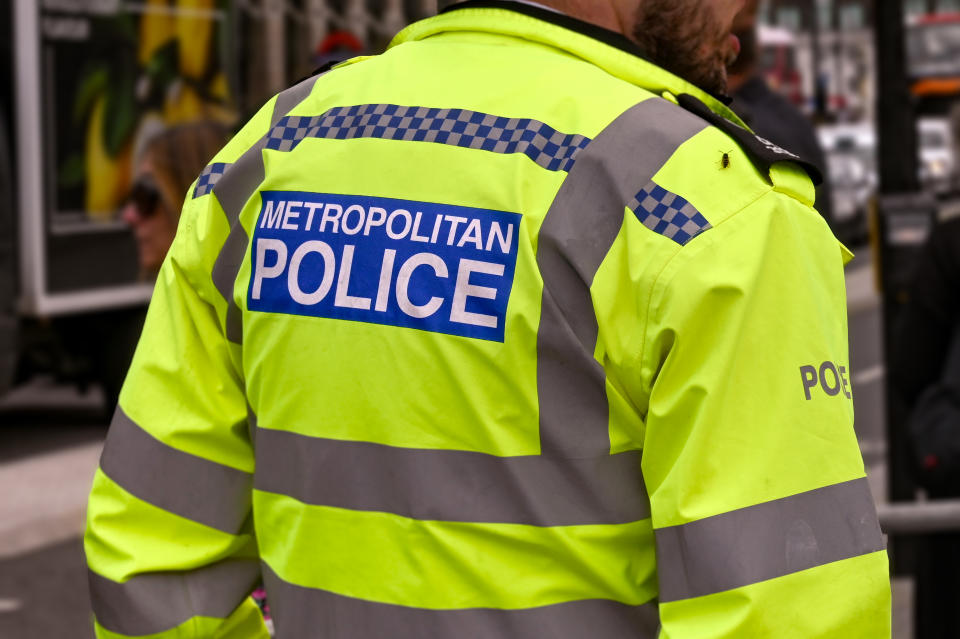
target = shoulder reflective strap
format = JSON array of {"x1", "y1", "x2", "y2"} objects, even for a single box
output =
[
  {"x1": 536, "y1": 97, "x2": 707, "y2": 457},
  {"x1": 211, "y1": 74, "x2": 323, "y2": 344}
]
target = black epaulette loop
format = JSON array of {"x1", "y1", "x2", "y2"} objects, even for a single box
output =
[
  {"x1": 676, "y1": 93, "x2": 824, "y2": 186},
  {"x1": 293, "y1": 60, "x2": 341, "y2": 86}
]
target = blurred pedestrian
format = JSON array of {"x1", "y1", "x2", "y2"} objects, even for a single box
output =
[
  {"x1": 94, "y1": 121, "x2": 230, "y2": 408},
  {"x1": 122, "y1": 121, "x2": 230, "y2": 275},
  {"x1": 727, "y1": 0, "x2": 835, "y2": 230},
  {"x1": 892, "y1": 215, "x2": 960, "y2": 639}
]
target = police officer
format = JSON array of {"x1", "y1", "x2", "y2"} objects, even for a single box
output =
[{"x1": 85, "y1": 1, "x2": 891, "y2": 637}]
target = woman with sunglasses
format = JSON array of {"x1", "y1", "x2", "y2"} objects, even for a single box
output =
[
  {"x1": 122, "y1": 121, "x2": 229, "y2": 274},
  {"x1": 90, "y1": 121, "x2": 231, "y2": 413}
]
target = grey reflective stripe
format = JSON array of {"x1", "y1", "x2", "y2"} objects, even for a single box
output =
[
  {"x1": 89, "y1": 560, "x2": 260, "y2": 636},
  {"x1": 254, "y1": 427, "x2": 649, "y2": 526},
  {"x1": 212, "y1": 144, "x2": 267, "y2": 231},
  {"x1": 209, "y1": 137, "x2": 270, "y2": 345},
  {"x1": 211, "y1": 74, "x2": 322, "y2": 344},
  {"x1": 536, "y1": 98, "x2": 707, "y2": 457},
  {"x1": 211, "y1": 214, "x2": 251, "y2": 343},
  {"x1": 655, "y1": 477, "x2": 886, "y2": 603},
  {"x1": 262, "y1": 563, "x2": 660, "y2": 639},
  {"x1": 272, "y1": 74, "x2": 320, "y2": 123},
  {"x1": 99, "y1": 408, "x2": 253, "y2": 534}
]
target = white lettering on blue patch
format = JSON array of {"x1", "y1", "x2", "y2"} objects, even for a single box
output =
[{"x1": 248, "y1": 192, "x2": 521, "y2": 342}]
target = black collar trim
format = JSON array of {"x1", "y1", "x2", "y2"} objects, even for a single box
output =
[
  {"x1": 677, "y1": 93, "x2": 823, "y2": 185},
  {"x1": 439, "y1": 0, "x2": 733, "y2": 105},
  {"x1": 439, "y1": 0, "x2": 649, "y2": 60}
]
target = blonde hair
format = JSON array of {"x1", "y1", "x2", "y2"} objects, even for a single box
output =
[{"x1": 144, "y1": 121, "x2": 231, "y2": 219}]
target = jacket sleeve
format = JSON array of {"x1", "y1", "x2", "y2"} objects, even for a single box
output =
[
  {"x1": 83, "y1": 101, "x2": 280, "y2": 639},
  {"x1": 640, "y1": 189, "x2": 890, "y2": 637}
]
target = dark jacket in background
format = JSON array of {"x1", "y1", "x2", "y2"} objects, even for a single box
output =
[
  {"x1": 730, "y1": 75, "x2": 834, "y2": 228},
  {"x1": 891, "y1": 216, "x2": 960, "y2": 410},
  {"x1": 890, "y1": 216, "x2": 960, "y2": 639}
]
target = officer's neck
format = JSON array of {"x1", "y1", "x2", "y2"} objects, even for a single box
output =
[{"x1": 535, "y1": 0, "x2": 635, "y2": 39}]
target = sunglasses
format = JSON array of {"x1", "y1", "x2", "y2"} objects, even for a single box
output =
[{"x1": 125, "y1": 177, "x2": 162, "y2": 218}]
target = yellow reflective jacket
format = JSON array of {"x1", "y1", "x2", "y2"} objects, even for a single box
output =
[{"x1": 86, "y1": 3, "x2": 891, "y2": 638}]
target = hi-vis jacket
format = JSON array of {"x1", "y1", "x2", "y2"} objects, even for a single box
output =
[{"x1": 85, "y1": 2, "x2": 891, "y2": 637}]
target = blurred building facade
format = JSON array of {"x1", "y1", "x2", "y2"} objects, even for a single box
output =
[
  {"x1": 241, "y1": 0, "x2": 438, "y2": 110},
  {"x1": 760, "y1": 0, "x2": 960, "y2": 122}
]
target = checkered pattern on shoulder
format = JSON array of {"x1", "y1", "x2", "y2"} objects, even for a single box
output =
[
  {"x1": 192, "y1": 162, "x2": 231, "y2": 199},
  {"x1": 628, "y1": 181, "x2": 711, "y2": 246},
  {"x1": 263, "y1": 104, "x2": 592, "y2": 172}
]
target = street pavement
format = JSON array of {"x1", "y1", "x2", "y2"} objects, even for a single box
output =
[
  {"x1": 0, "y1": 388, "x2": 105, "y2": 639},
  {"x1": 0, "y1": 248, "x2": 910, "y2": 638},
  {"x1": 0, "y1": 539, "x2": 92, "y2": 639}
]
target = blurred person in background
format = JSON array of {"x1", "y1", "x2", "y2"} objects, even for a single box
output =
[
  {"x1": 891, "y1": 215, "x2": 960, "y2": 639},
  {"x1": 123, "y1": 121, "x2": 231, "y2": 275},
  {"x1": 727, "y1": 0, "x2": 835, "y2": 230},
  {"x1": 91, "y1": 121, "x2": 231, "y2": 409}
]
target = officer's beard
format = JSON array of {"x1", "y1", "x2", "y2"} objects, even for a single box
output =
[{"x1": 633, "y1": 0, "x2": 740, "y2": 96}]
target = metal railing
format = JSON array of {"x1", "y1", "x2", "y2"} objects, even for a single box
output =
[{"x1": 878, "y1": 500, "x2": 960, "y2": 534}]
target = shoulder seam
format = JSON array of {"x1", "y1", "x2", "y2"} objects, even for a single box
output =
[{"x1": 635, "y1": 185, "x2": 791, "y2": 385}]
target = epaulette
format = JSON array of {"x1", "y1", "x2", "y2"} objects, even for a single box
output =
[
  {"x1": 676, "y1": 93, "x2": 824, "y2": 186},
  {"x1": 294, "y1": 60, "x2": 341, "y2": 85}
]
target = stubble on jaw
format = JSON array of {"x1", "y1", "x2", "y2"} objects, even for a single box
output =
[{"x1": 632, "y1": 0, "x2": 735, "y2": 95}]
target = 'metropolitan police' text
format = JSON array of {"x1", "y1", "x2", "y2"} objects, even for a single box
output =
[{"x1": 248, "y1": 191, "x2": 521, "y2": 342}]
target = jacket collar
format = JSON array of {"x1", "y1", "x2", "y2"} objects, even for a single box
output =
[{"x1": 392, "y1": 0, "x2": 746, "y2": 127}]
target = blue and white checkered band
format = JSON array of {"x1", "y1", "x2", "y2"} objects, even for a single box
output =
[
  {"x1": 192, "y1": 162, "x2": 230, "y2": 198},
  {"x1": 628, "y1": 181, "x2": 711, "y2": 246},
  {"x1": 263, "y1": 104, "x2": 592, "y2": 172}
]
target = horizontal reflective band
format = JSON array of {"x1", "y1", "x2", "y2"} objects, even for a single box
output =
[
  {"x1": 254, "y1": 428, "x2": 649, "y2": 526},
  {"x1": 99, "y1": 408, "x2": 253, "y2": 534},
  {"x1": 655, "y1": 477, "x2": 885, "y2": 602},
  {"x1": 262, "y1": 563, "x2": 660, "y2": 639},
  {"x1": 89, "y1": 560, "x2": 260, "y2": 636},
  {"x1": 265, "y1": 104, "x2": 592, "y2": 172}
]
